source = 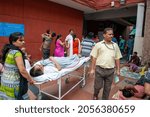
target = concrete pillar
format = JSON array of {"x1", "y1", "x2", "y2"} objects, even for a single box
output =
[
  {"x1": 133, "y1": 3, "x2": 145, "y2": 57},
  {"x1": 135, "y1": 3, "x2": 145, "y2": 37},
  {"x1": 142, "y1": 0, "x2": 150, "y2": 63}
]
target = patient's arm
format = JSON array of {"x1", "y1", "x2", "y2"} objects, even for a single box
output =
[{"x1": 49, "y1": 57, "x2": 62, "y2": 71}]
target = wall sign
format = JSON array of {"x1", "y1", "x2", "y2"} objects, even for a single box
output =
[{"x1": 0, "y1": 22, "x2": 24, "y2": 37}]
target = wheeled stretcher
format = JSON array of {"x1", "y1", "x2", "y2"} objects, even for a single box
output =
[{"x1": 31, "y1": 57, "x2": 90, "y2": 100}]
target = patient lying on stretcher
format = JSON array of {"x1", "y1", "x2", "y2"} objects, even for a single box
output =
[{"x1": 30, "y1": 55, "x2": 80, "y2": 77}]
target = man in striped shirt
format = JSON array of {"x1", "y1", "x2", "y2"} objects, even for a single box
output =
[{"x1": 80, "y1": 32, "x2": 95, "y2": 57}]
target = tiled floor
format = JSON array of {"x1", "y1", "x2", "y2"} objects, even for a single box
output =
[{"x1": 28, "y1": 65, "x2": 137, "y2": 100}]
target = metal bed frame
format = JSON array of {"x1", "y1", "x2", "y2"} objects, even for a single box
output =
[{"x1": 35, "y1": 62, "x2": 88, "y2": 100}]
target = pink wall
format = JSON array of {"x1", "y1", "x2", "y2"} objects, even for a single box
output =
[{"x1": 0, "y1": 0, "x2": 83, "y2": 60}]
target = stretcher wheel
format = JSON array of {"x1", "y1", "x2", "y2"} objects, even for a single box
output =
[
  {"x1": 80, "y1": 84, "x2": 85, "y2": 88},
  {"x1": 37, "y1": 93, "x2": 42, "y2": 100},
  {"x1": 80, "y1": 81, "x2": 85, "y2": 88}
]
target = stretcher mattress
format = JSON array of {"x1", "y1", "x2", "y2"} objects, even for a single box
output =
[{"x1": 28, "y1": 57, "x2": 90, "y2": 83}]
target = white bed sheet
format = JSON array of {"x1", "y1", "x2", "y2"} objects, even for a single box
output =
[{"x1": 30, "y1": 57, "x2": 90, "y2": 84}]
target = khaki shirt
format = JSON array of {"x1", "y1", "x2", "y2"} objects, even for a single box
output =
[{"x1": 90, "y1": 40, "x2": 122, "y2": 68}]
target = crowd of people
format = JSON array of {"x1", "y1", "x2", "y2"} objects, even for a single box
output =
[
  {"x1": 40, "y1": 29, "x2": 96, "y2": 59},
  {"x1": 0, "y1": 27, "x2": 150, "y2": 100},
  {"x1": 112, "y1": 35, "x2": 134, "y2": 61}
]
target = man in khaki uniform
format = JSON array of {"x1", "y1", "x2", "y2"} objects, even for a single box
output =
[{"x1": 89, "y1": 28, "x2": 122, "y2": 100}]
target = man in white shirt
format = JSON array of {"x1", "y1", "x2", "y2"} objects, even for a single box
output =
[{"x1": 65, "y1": 29, "x2": 74, "y2": 56}]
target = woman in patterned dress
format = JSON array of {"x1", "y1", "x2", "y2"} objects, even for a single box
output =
[{"x1": 0, "y1": 32, "x2": 35, "y2": 100}]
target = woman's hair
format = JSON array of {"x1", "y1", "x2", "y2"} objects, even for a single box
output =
[
  {"x1": 55, "y1": 34, "x2": 62, "y2": 44},
  {"x1": 56, "y1": 34, "x2": 62, "y2": 40},
  {"x1": 72, "y1": 34, "x2": 76, "y2": 41},
  {"x1": 9, "y1": 32, "x2": 24, "y2": 44},
  {"x1": 30, "y1": 66, "x2": 44, "y2": 77},
  {"x1": 1, "y1": 32, "x2": 24, "y2": 63}
]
